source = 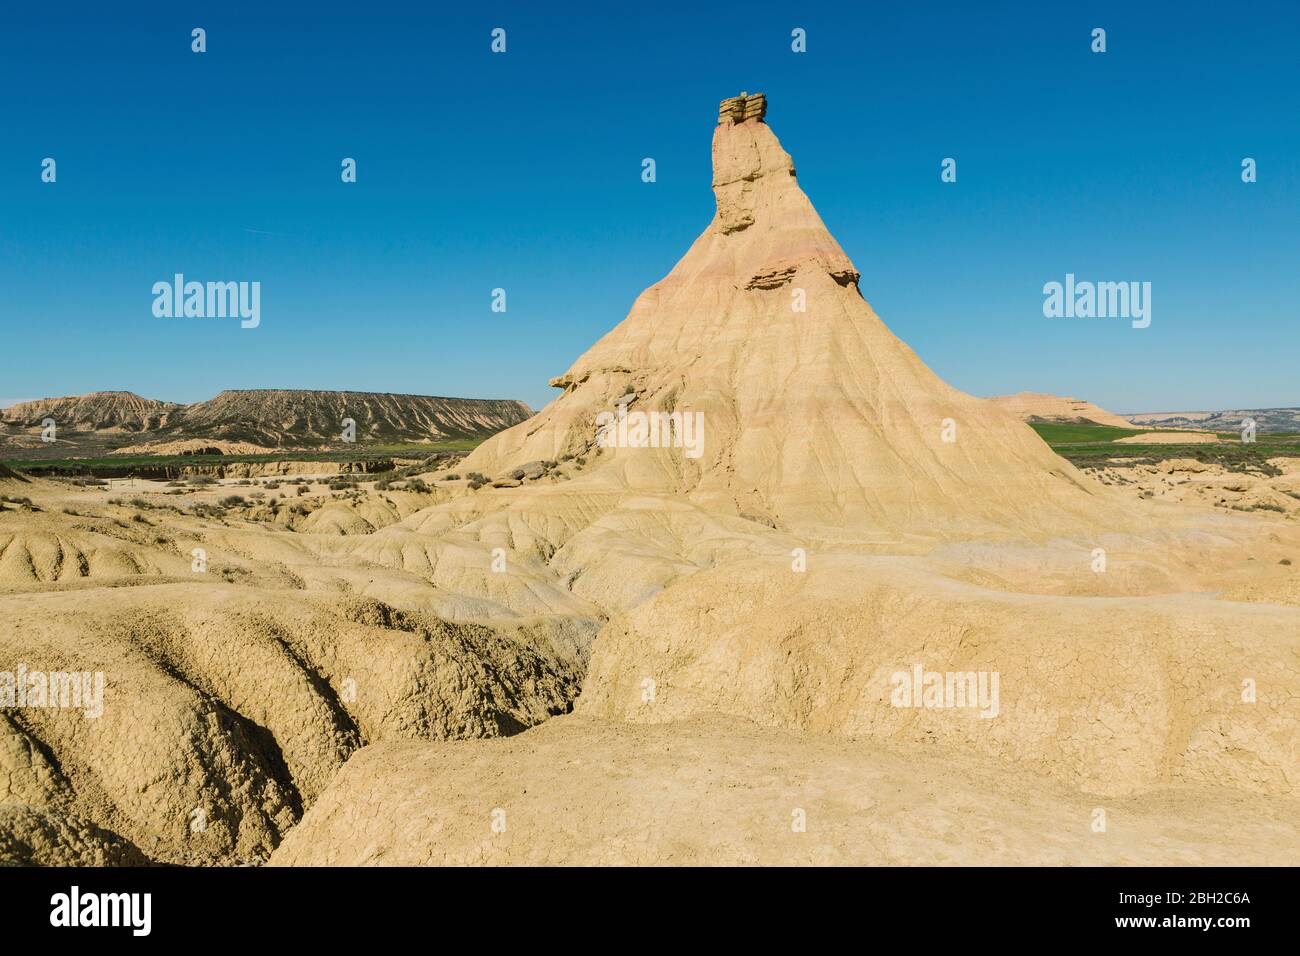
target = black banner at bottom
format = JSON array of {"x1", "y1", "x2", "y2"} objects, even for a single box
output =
[{"x1": 0, "y1": 866, "x2": 1287, "y2": 942}]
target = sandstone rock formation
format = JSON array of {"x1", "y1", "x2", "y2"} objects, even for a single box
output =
[
  {"x1": 988, "y1": 391, "x2": 1136, "y2": 429},
  {"x1": 460, "y1": 97, "x2": 1131, "y2": 545}
]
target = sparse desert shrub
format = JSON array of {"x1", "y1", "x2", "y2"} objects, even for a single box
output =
[
  {"x1": 264, "y1": 481, "x2": 281, "y2": 490},
  {"x1": 166, "y1": 480, "x2": 185, "y2": 487},
  {"x1": 575, "y1": 456, "x2": 587, "y2": 467},
  {"x1": 406, "y1": 478, "x2": 429, "y2": 493},
  {"x1": 189, "y1": 475, "x2": 217, "y2": 486},
  {"x1": 128, "y1": 497, "x2": 151, "y2": 509},
  {"x1": 543, "y1": 460, "x2": 558, "y2": 469},
  {"x1": 468, "y1": 479, "x2": 486, "y2": 490},
  {"x1": 130, "y1": 514, "x2": 149, "y2": 524},
  {"x1": 560, "y1": 454, "x2": 573, "y2": 462},
  {"x1": 1280, "y1": 558, "x2": 1293, "y2": 566},
  {"x1": 219, "y1": 495, "x2": 246, "y2": 508},
  {"x1": 443, "y1": 473, "x2": 460, "y2": 481},
  {"x1": 374, "y1": 478, "x2": 392, "y2": 491},
  {"x1": 296, "y1": 485, "x2": 309, "y2": 496}
]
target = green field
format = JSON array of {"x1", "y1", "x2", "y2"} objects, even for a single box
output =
[
  {"x1": 1030, "y1": 421, "x2": 1300, "y2": 470},
  {"x1": 2, "y1": 440, "x2": 482, "y2": 478},
  {"x1": 1027, "y1": 422, "x2": 1144, "y2": 444}
]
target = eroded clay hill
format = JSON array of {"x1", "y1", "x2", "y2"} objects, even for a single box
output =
[
  {"x1": 1, "y1": 392, "x2": 178, "y2": 432},
  {"x1": 460, "y1": 95, "x2": 1140, "y2": 545},
  {"x1": 1, "y1": 389, "x2": 533, "y2": 454},
  {"x1": 988, "y1": 391, "x2": 1137, "y2": 429},
  {"x1": 155, "y1": 390, "x2": 534, "y2": 446}
]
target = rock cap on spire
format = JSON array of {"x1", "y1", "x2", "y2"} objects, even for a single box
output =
[{"x1": 718, "y1": 91, "x2": 766, "y2": 125}]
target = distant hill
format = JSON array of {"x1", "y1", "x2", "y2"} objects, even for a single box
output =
[
  {"x1": 1124, "y1": 408, "x2": 1300, "y2": 433},
  {"x1": 1, "y1": 391, "x2": 179, "y2": 431},
  {"x1": 987, "y1": 392, "x2": 1135, "y2": 429},
  {"x1": 153, "y1": 389, "x2": 533, "y2": 446},
  {"x1": 1, "y1": 388, "x2": 533, "y2": 453}
]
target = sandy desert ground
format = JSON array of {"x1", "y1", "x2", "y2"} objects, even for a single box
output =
[{"x1": 2, "y1": 94, "x2": 1296, "y2": 866}]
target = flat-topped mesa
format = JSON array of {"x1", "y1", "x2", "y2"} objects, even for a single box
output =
[{"x1": 718, "y1": 91, "x2": 766, "y2": 125}]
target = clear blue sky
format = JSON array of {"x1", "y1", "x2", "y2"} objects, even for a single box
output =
[{"x1": 2, "y1": 0, "x2": 1296, "y2": 414}]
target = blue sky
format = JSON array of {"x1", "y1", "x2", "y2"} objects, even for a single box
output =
[{"x1": 2, "y1": 0, "x2": 1296, "y2": 414}]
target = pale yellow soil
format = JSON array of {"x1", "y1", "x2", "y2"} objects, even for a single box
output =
[
  {"x1": 1114, "y1": 431, "x2": 1218, "y2": 444},
  {"x1": 271, "y1": 714, "x2": 1298, "y2": 866}
]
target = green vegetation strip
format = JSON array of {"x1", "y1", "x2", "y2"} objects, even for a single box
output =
[
  {"x1": 3, "y1": 441, "x2": 481, "y2": 477},
  {"x1": 1027, "y1": 422, "x2": 1300, "y2": 469}
]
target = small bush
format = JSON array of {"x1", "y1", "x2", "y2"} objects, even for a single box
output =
[
  {"x1": 296, "y1": 485, "x2": 309, "y2": 496},
  {"x1": 219, "y1": 495, "x2": 246, "y2": 508}
]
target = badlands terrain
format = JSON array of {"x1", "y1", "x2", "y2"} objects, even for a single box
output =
[
  {"x1": 1, "y1": 389, "x2": 532, "y2": 457},
  {"x1": 2, "y1": 93, "x2": 1297, "y2": 866}
]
